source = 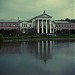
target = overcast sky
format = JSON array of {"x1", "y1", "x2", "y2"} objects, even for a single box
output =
[{"x1": 0, "y1": 0, "x2": 74, "y2": 20}]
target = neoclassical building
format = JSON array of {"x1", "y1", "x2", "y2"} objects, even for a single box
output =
[
  {"x1": 0, "y1": 19, "x2": 19, "y2": 30},
  {"x1": 20, "y1": 20, "x2": 33, "y2": 34},
  {"x1": 54, "y1": 21, "x2": 75, "y2": 34},
  {"x1": 0, "y1": 11, "x2": 75, "y2": 35},
  {"x1": 20, "y1": 11, "x2": 55, "y2": 34}
]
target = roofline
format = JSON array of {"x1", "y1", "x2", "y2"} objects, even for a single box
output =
[{"x1": 30, "y1": 12, "x2": 52, "y2": 21}]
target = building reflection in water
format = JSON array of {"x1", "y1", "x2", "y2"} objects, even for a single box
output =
[
  {"x1": 20, "y1": 41, "x2": 53, "y2": 64},
  {"x1": 37, "y1": 41, "x2": 53, "y2": 64},
  {"x1": 0, "y1": 41, "x2": 53, "y2": 64}
]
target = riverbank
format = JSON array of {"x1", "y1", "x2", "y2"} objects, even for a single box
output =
[{"x1": 3, "y1": 35, "x2": 75, "y2": 42}]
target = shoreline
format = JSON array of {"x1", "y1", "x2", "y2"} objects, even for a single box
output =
[
  {"x1": 2, "y1": 35, "x2": 75, "y2": 42},
  {"x1": 3, "y1": 37, "x2": 75, "y2": 42}
]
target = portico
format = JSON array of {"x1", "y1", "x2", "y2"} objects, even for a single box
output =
[
  {"x1": 31, "y1": 11, "x2": 53, "y2": 34},
  {"x1": 37, "y1": 19, "x2": 52, "y2": 34}
]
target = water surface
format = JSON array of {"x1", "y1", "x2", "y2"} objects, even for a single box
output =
[{"x1": 0, "y1": 40, "x2": 75, "y2": 75}]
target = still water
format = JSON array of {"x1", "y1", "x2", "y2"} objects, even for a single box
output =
[{"x1": 0, "y1": 40, "x2": 75, "y2": 75}]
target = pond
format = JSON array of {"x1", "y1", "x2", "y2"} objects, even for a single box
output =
[{"x1": 0, "y1": 40, "x2": 75, "y2": 75}]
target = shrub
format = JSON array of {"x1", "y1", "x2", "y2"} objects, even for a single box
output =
[{"x1": 0, "y1": 34, "x2": 3, "y2": 42}]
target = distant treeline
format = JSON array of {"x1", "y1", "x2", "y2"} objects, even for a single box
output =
[{"x1": 55, "y1": 18, "x2": 75, "y2": 23}]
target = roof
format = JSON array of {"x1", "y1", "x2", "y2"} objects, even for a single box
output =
[
  {"x1": 19, "y1": 20, "x2": 32, "y2": 23},
  {"x1": 0, "y1": 19, "x2": 19, "y2": 22},
  {"x1": 54, "y1": 21, "x2": 71, "y2": 24},
  {"x1": 30, "y1": 11, "x2": 52, "y2": 21}
]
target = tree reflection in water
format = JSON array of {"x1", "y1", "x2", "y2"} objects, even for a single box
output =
[{"x1": 0, "y1": 42, "x2": 3, "y2": 49}]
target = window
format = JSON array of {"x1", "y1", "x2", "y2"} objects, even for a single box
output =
[
  {"x1": 72, "y1": 24, "x2": 74, "y2": 27},
  {"x1": 22, "y1": 24, "x2": 23, "y2": 27},
  {"x1": 17, "y1": 24, "x2": 18, "y2": 26},
  {"x1": 26, "y1": 24, "x2": 27, "y2": 27},
  {"x1": 25, "y1": 29, "x2": 26, "y2": 31},
  {"x1": 56, "y1": 25, "x2": 58, "y2": 27},
  {"x1": 65, "y1": 25, "x2": 66, "y2": 27},
  {"x1": 24, "y1": 24, "x2": 25, "y2": 27},
  {"x1": 30, "y1": 24, "x2": 31, "y2": 27},
  {"x1": 62, "y1": 25, "x2": 63, "y2": 27},
  {"x1": 59, "y1": 25, "x2": 60, "y2": 27},
  {"x1": 67, "y1": 25, "x2": 68, "y2": 27},
  {"x1": 1, "y1": 23, "x2": 3, "y2": 27},
  {"x1": 9, "y1": 24, "x2": 11, "y2": 27},
  {"x1": 7, "y1": 24, "x2": 9, "y2": 26},
  {"x1": 21, "y1": 29, "x2": 23, "y2": 31}
]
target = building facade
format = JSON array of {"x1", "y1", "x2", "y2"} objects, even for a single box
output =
[
  {"x1": 0, "y1": 19, "x2": 19, "y2": 30},
  {"x1": 0, "y1": 11, "x2": 75, "y2": 35},
  {"x1": 20, "y1": 11, "x2": 55, "y2": 35},
  {"x1": 0, "y1": 19, "x2": 20, "y2": 36},
  {"x1": 54, "y1": 21, "x2": 75, "y2": 34},
  {"x1": 20, "y1": 21, "x2": 33, "y2": 34}
]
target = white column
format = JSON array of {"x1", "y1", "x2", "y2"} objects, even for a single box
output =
[
  {"x1": 32, "y1": 21, "x2": 34, "y2": 26},
  {"x1": 42, "y1": 41, "x2": 44, "y2": 57},
  {"x1": 53, "y1": 24, "x2": 54, "y2": 34},
  {"x1": 50, "y1": 41, "x2": 52, "y2": 55},
  {"x1": 46, "y1": 20, "x2": 48, "y2": 34},
  {"x1": 37, "y1": 20, "x2": 39, "y2": 33},
  {"x1": 46, "y1": 41, "x2": 48, "y2": 56},
  {"x1": 50, "y1": 21, "x2": 52, "y2": 33},
  {"x1": 32, "y1": 20, "x2": 34, "y2": 28},
  {"x1": 42, "y1": 20, "x2": 44, "y2": 33}
]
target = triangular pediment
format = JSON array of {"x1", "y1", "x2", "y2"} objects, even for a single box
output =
[
  {"x1": 37, "y1": 14, "x2": 52, "y2": 18},
  {"x1": 30, "y1": 11, "x2": 52, "y2": 21}
]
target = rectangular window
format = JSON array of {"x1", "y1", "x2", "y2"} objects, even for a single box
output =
[
  {"x1": 67, "y1": 25, "x2": 69, "y2": 27},
  {"x1": 1, "y1": 23, "x2": 3, "y2": 27},
  {"x1": 65, "y1": 25, "x2": 66, "y2": 27},
  {"x1": 26, "y1": 24, "x2": 27, "y2": 27},
  {"x1": 24, "y1": 24, "x2": 25, "y2": 27},
  {"x1": 62, "y1": 25, "x2": 63, "y2": 27},
  {"x1": 7, "y1": 24, "x2": 9, "y2": 26},
  {"x1": 25, "y1": 29, "x2": 26, "y2": 31},
  {"x1": 59, "y1": 25, "x2": 60, "y2": 27},
  {"x1": 21, "y1": 29, "x2": 23, "y2": 32},
  {"x1": 22, "y1": 24, "x2": 23, "y2": 27},
  {"x1": 30, "y1": 24, "x2": 31, "y2": 27},
  {"x1": 72, "y1": 24, "x2": 74, "y2": 27},
  {"x1": 9, "y1": 24, "x2": 11, "y2": 27},
  {"x1": 6, "y1": 24, "x2": 7, "y2": 26},
  {"x1": 56, "y1": 25, "x2": 58, "y2": 27}
]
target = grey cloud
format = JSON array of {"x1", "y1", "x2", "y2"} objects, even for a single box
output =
[{"x1": 0, "y1": 0, "x2": 74, "y2": 20}]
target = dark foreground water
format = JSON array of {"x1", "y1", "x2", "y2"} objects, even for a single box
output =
[{"x1": 0, "y1": 40, "x2": 75, "y2": 75}]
